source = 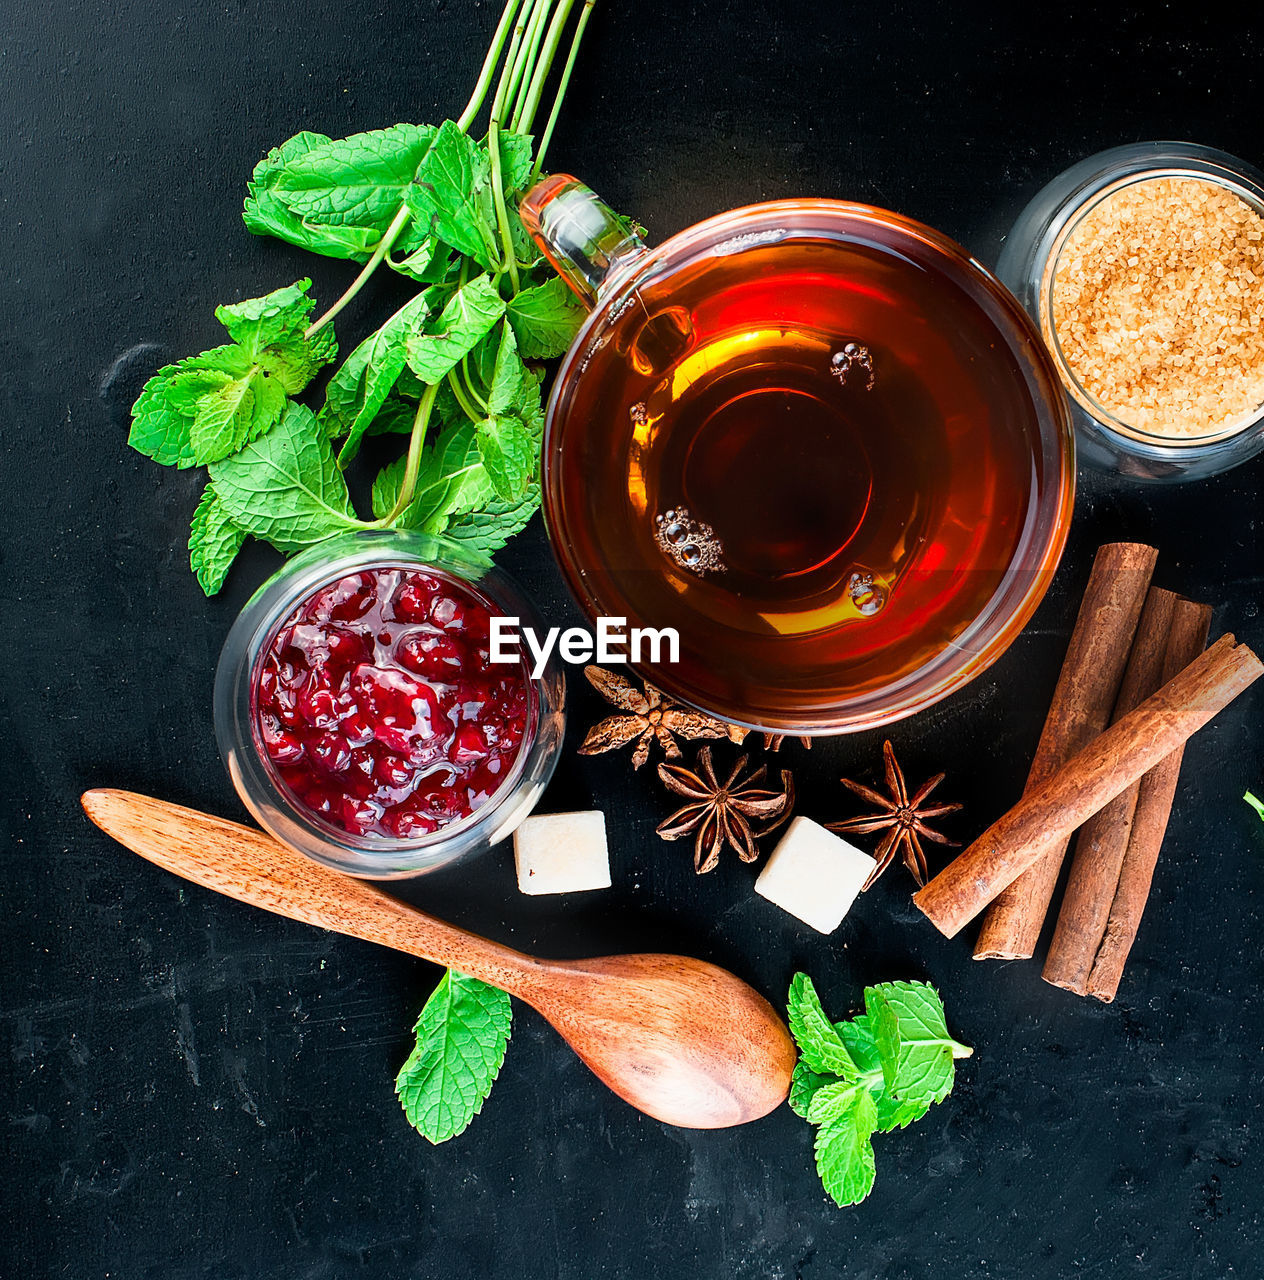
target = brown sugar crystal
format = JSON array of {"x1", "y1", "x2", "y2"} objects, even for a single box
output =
[{"x1": 1051, "y1": 176, "x2": 1264, "y2": 438}]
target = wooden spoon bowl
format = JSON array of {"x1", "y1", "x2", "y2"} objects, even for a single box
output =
[{"x1": 82, "y1": 790, "x2": 795, "y2": 1129}]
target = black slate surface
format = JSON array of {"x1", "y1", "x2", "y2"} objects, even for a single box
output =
[{"x1": 4, "y1": 2, "x2": 1264, "y2": 1277}]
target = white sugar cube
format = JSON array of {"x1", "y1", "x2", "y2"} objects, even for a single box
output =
[
  {"x1": 514, "y1": 810, "x2": 611, "y2": 896},
  {"x1": 755, "y1": 817, "x2": 876, "y2": 933}
]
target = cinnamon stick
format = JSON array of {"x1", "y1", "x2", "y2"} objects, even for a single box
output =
[
  {"x1": 1085, "y1": 600, "x2": 1213, "y2": 1002},
  {"x1": 913, "y1": 635, "x2": 1262, "y2": 938},
  {"x1": 974, "y1": 543, "x2": 1158, "y2": 960},
  {"x1": 1042, "y1": 587, "x2": 1180, "y2": 993}
]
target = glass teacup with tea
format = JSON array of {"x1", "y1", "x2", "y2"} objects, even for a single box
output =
[{"x1": 521, "y1": 177, "x2": 1075, "y2": 734}]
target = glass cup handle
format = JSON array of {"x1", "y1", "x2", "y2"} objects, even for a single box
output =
[{"x1": 519, "y1": 174, "x2": 647, "y2": 308}]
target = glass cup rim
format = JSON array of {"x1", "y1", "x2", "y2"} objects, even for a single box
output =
[
  {"x1": 213, "y1": 530, "x2": 565, "y2": 877},
  {"x1": 539, "y1": 199, "x2": 1076, "y2": 734},
  {"x1": 1036, "y1": 150, "x2": 1264, "y2": 451}
]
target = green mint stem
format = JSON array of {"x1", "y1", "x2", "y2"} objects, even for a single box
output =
[
  {"x1": 313, "y1": 0, "x2": 530, "y2": 339},
  {"x1": 516, "y1": 0, "x2": 577, "y2": 136},
  {"x1": 488, "y1": 118, "x2": 520, "y2": 291},
  {"x1": 489, "y1": 0, "x2": 538, "y2": 128},
  {"x1": 306, "y1": 203, "x2": 412, "y2": 338},
  {"x1": 1245, "y1": 790, "x2": 1264, "y2": 822},
  {"x1": 508, "y1": 0, "x2": 553, "y2": 131},
  {"x1": 447, "y1": 366, "x2": 484, "y2": 421},
  {"x1": 460, "y1": 354, "x2": 490, "y2": 411},
  {"x1": 381, "y1": 382, "x2": 439, "y2": 523},
  {"x1": 531, "y1": 0, "x2": 595, "y2": 180},
  {"x1": 456, "y1": 0, "x2": 523, "y2": 132},
  {"x1": 482, "y1": 0, "x2": 545, "y2": 284}
]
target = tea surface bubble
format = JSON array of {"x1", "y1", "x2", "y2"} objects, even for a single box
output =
[
  {"x1": 848, "y1": 570, "x2": 888, "y2": 616},
  {"x1": 653, "y1": 507, "x2": 726, "y2": 576},
  {"x1": 830, "y1": 343, "x2": 875, "y2": 391}
]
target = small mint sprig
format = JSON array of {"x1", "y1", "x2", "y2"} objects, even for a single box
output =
[
  {"x1": 1245, "y1": 791, "x2": 1264, "y2": 823},
  {"x1": 787, "y1": 973, "x2": 971, "y2": 1207}
]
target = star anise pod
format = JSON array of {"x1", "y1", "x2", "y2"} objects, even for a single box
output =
[
  {"x1": 763, "y1": 734, "x2": 813, "y2": 752},
  {"x1": 656, "y1": 745, "x2": 795, "y2": 874},
  {"x1": 827, "y1": 740, "x2": 961, "y2": 890},
  {"x1": 577, "y1": 666, "x2": 731, "y2": 770}
]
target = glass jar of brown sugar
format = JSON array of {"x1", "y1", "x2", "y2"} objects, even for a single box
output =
[{"x1": 999, "y1": 142, "x2": 1264, "y2": 482}]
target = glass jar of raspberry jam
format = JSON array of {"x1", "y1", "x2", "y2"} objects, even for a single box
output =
[{"x1": 214, "y1": 531, "x2": 565, "y2": 878}]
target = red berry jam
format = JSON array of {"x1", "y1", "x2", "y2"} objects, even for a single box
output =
[{"x1": 253, "y1": 567, "x2": 530, "y2": 840}]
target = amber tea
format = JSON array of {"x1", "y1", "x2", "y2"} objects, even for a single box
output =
[{"x1": 542, "y1": 219, "x2": 1062, "y2": 727}]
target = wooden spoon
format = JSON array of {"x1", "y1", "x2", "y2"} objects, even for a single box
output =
[{"x1": 82, "y1": 789, "x2": 795, "y2": 1129}]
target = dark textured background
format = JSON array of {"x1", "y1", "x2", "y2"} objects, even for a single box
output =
[{"x1": 4, "y1": 2, "x2": 1264, "y2": 1277}]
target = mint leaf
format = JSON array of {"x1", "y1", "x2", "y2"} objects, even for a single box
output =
[
  {"x1": 209, "y1": 402, "x2": 360, "y2": 552},
  {"x1": 243, "y1": 131, "x2": 382, "y2": 260},
  {"x1": 362, "y1": 394, "x2": 417, "y2": 439},
  {"x1": 864, "y1": 987, "x2": 901, "y2": 1095},
  {"x1": 387, "y1": 237, "x2": 455, "y2": 285},
  {"x1": 180, "y1": 338, "x2": 307, "y2": 464},
  {"x1": 128, "y1": 346, "x2": 251, "y2": 468},
  {"x1": 836, "y1": 1013, "x2": 882, "y2": 1076},
  {"x1": 322, "y1": 292, "x2": 430, "y2": 466},
  {"x1": 188, "y1": 487, "x2": 246, "y2": 596},
  {"x1": 864, "y1": 981, "x2": 971, "y2": 1114},
  {"x1": 371, "y1": 455, "x2": 408, "y2": 521},
  {"x1": 513, "y1": 369, "x2": 547, "y2": 444},
  {"x1": 507, "y1": 276, "x2": 585, "y2": 358},
  {"x1": 476, "y1": 414, "x2": 535, "y2": 501},
  {"x1": 806, "y1": 1079, "x2": 864, "y2": 1125},
  {"x1": 214, "y1": 278, "x2": 316, "y2": 356},
  {"x1": 405, "y1": 275, "x2": 506, "y2": 385},
  {"x1": 273, "y1": 123, "x2": 438, "y2": 231},
  {"x1": 440, "y1": 484, "x2": 540, "y2": 557},
  {"x1": 405, "y1": 424, "x2": 495, "y2": 531},
  {"x1": 789, "y1": 1060, "x2": 833, "y2": 1120},
  {"x1": 395, "y1": 970, "x2": 512, "y2": 1144},
  {"x1": 486, "y1": 321, "x2": 527, "y2": 415},
  {"x1": 875, "y1": 1086, "x2": 932, "y2": 1134},
  {"x1": 495, "y1": 131, "x2": 535, "y2": 196},
  {"x1": 128, "y1": 378, "x2": 198, "y2": 467},
  {"x1": 182, "y1": 355, "x2": 293, "y2": 467},
  {"x1": 814, "y1": 1088, "x2": 878, "y2": 1207},
  {"x1": 507, "y1": 205, "x2": 543, "y2": 270},
  {"x1": 166, "y1": 350, "x2": 255, "y2": 399},
  {"x1": 187, "y1": 364, "x2": 292, "y2": 466},
  {"x1": 404, "y1": 120, "x2": 496, "y2": 268},
  {"x1": 261, "y1": 325, "x2": 339, "y2": 395},
  {"x1": 1245, "y1": 791, "x2": 1264, "y2": 822},
  {"x1": 189, "y1": 376, "x2": 260, "y2": 463},
  {"x1": 462, "y1": 323, "x2": 501, "y2": 398},
  {"x1": 787, "y1": 973, "x2": 859, "y2": 1081}
]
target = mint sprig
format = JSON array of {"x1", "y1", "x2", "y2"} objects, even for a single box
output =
[
  {"x1": 396, "y1": 970, "x2": 512, "y2": 1144},
  {"x1": 1245, "y1": 790, "x2": 1264, "y2": 823},
  {"x1": 787, "y1": 973, "x2": 971, "y2": 1207},
  {"x1": 127, "y1": 0, "x2": 606, "y2": 594},
  {"x1": 128, "y1": 279, "x2": 334, "y2": 471}
]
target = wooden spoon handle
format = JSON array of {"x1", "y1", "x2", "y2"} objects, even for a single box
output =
[{"x1": 81, "y1": 789, "x2": 542, "y2": 994}]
